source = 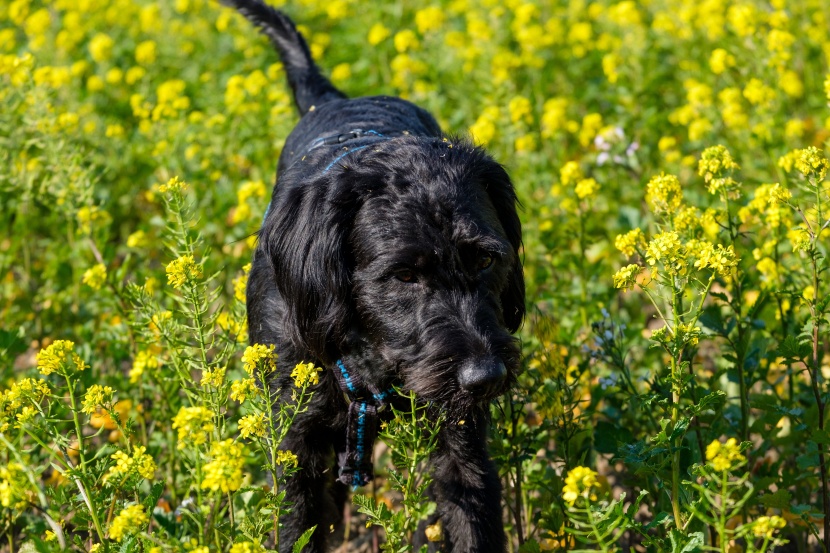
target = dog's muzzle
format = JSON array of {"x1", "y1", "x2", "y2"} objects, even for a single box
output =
[{"x1": 458, "y1": 356, "x2": 507, "y2": 398}]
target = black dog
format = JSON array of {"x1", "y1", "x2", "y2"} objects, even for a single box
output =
[{"x1": 228, "y1": 1, "x2": 525, "y2": 550}]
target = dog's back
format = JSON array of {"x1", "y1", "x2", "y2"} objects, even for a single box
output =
[{"x1": 222, "y1": 0, "x2": 443, "y2": 172}]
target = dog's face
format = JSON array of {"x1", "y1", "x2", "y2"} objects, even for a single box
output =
[{"x1": 261, "y1": 137, "x2": 523, "y2": 413}]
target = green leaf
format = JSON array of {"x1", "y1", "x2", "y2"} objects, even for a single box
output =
[
  {"x1": 119, "y1": 536, "x2": 136, "y2": 553},
  {"x1": 292, "y1": 525, "x2": 317, "y2": 553},
  {"x1": 812, "y1": 429, "x2": 830, "y2": 445},
  {"x1": 778, "y1": 335, "x2": 810, "y2": 360},
  {"x1": 692, "y1": 391, "x2": 725, "y2": 415},
  {"x1": 143, "y1": 481, "x2": 165, "y2": 513},
  {"x1": 594, "y1": 420, "x2": 633, "y2": 454},
  {"x1": 645, "y1": 511, "x2": 673, "y2": 530},
  {"x1": 669, "y1": 418, "x2": 690, "y2": 442},
  {"x1": 797, "y1": 452, "x2": 819, "y2": 470},
  {"x1": 759, "y1": 489, "x2": 792, "y2": 510},
  {"x1": 669, "y1": 529, "x2": 704, "y2": 553},
  {"x1": 518, "y1": 539, "x2": 541, "y2": 553}
]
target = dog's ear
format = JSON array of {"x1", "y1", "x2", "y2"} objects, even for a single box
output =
[
  {"x1": 479, "y1": 160, "x2": 525, "y2": 333},
  {"x1": 258, "y1": 170, "x2": 365, "y2": 363}
]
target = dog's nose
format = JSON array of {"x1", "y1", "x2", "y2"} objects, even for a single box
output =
[{"x1": 458, "y1": 357, "x2": 507, "y2": 397}]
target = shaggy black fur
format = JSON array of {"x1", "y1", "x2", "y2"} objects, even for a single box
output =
[{"x1": 226, "y1": 1, "x2": 525, "y2": 551}]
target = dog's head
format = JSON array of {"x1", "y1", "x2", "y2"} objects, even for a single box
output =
[{"x1": 260, "y1": 137, "x2": 523, "y2": 412}]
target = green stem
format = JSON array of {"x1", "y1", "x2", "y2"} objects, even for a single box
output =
[
  {"x1": 66, "y1": 378, "x2": 88, "y2": 472},
  {"x1": 578, "y1": 210, "x2": 588, "y2": 328},
  {"x1": 670, "y1": 278, "x2": 683, "y2": 531},
  {"x1": 719, "y1": 470, "x2": 728, "y2": 553},
  {"x1": 723, "y1": 194, "x2": 749, "y2": 442},
  {"x1": 585, "y1": 504, "x2": 611, "y2": 553}
]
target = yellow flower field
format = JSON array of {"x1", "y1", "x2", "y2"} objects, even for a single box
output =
[{"x1": 2, "y1": 0, "x2": 830, "y2": 550}]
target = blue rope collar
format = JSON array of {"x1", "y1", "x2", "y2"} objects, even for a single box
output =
[
  {"x1": 262, "y1": 128, "x2": 393, "y2": 225},
  {"x1": 333, "y1": 358, "x2": 396, "y2": 488}
]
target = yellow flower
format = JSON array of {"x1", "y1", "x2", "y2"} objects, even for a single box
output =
[
  {"x1": 795, "y1": 146, "x2": 829, "y2": 181},
  {"x1": 82, "y1": 264, "x2": 107, "y2": 290},
  {"x1": 76, "y1": 206, "x2": 112, "y2": 234},
  {"x1": 230, "y1": 378, "x2": 259, "y2": 403},
  {"x1": 241, "y1": 344, "x2": 277, "y2": 376},
  {"x1": 645, "y1": 173, "x2": 682, "y2": 214},
  {"x1": 693, "y1": 243, "x2": 738, "y2": 276},
  {"x1": 602, "y1": 52, "x2": 621, "y2": 84},
  {"x1": 469, "y1": 107, "x2": 499, "y2": 145},
  {"x1": 157, "y1": 176, "x2": 188, "y2": 194},
  {"x1": 562, "y1": 466, "x2": 599, "y2": 505},
  {"x1": 7, "y1": 378, "x2": 51, "y2": 407},
  {"x1": 229, "y1": 543, "x2": 265, "y2": 553},
  {"x1": 393, "y1": 30, "x2": 419, "y2": 53},
  {"x1": 508, "y1": 96, "x2": 533, "y2": 125},
  {"x1": 201, "y1": 365, "x2": 226, "y2": 388},
  {"x1": 238, "y1": 413, "x2": 266, "y2": 439},
  {"x1": 36, "y1": 340, "x2": 87, "y2": 376},
  {"x1": 574, "y1": 178, "x2": 600, "y2": 200},
  {"x1": 126, "y1": 230, "x2": 148, "y2": 248},
  {"x1": 330, "y1": 62, "x2": 351, "y2": 82},
  {"x1": 105, "y1": 68, "x2": 123, "y2": 84},
  {"x1": 560, "y1": 161, "x2": 583, "y2": 187},
  {"x1": 514, "y1": 134, "x2": 536, "y2": 153},
  {"x1": 579, "y1": 113, "x2": 603, "y2": 147},
  {"x1": 789, "y1": 228, "x2": 811, "y2": 252},
  {"x1": 614, "y1": 228, "x2": 644, "y2": 257},
  {"x1": 699, "y1": 145, "x2": 740, "y2": 196},
  {"x1": 709, "y1": 48, "x2": 735, "y2": 74},
  {"x1": 233, "y1": 263, "x2": 252, "y2": 303},
  {"x1": 743, "y1": 78, "x2": 776, "y2": 106},
  {"x1": 646, "y1": 231, "x2": 686, "y2": 274},
  {"x1": 87, "y1": 75, "x2": 105, "y2": 92},
  {"x1": 425, "y1": 520, "x2": 443, "y2": 542},
  {"x1": 541, "y1": 97, "x2": 568, "y2": 138},
  {"x1": 804, "y1": 285, "x2": 815, "y2": 301},
  {"x1": 0, "y1": 463, "x2": 31, "y2": 510},
  {"x1": 785, "y1": 118, "x2": 804, "y2": 139},
  {"x1": 88, "y1": 33, "x2": 114, "y2": 63},
  {"x1": 171, "y1": 406, "x2": 215, "y2": 449},
  {"x1": 109, "y1": 504, "x2": 148, "y2": 542},
  {"x1": 767, "y1": 183, "x2": 792, "y2": 204},
  {"x1": 104, "y1": 445, "x2": 156, "y2": 484},
  {"x1": 165, "y1": 255, "x2": 202, "y2": 289},
  {"x1": 367, "y1": 23, "x2": 391, "y2": 46},
  {"x1": 612, "y1": 264, "x2": 642, "y2": 291},
  {"x1": 705, "y1": 437, "x2": 745, "y2": 472},
  {"x1": 674, "y1": 206, "x2": 701, "y2": 233},
  {"x1": 415, "y1": 6, "x2": 445, "y2": 34},
  {"x1": 201, "y1": 439, "x2": 246, "y2": 493},
  {"x1": 756, "y1": 257, "x2": 779, "y2": 288},
  {"x1": 129, "y1": 350, "x2": 159, "y2": 384},
  {"x1": 275, "y1": 449, "x2": 298, "y2": 468},
  {"x1": 753, "y1": 515, "x2": 786, "y2": 539},
  {"x1": 82, "y1": 385, "x2": 115, "y2": 415},
  {"x1": 291, "y1": 362, "x2": 321, "y2": 388},
  {"x1": 135, "y1": 40, "x2": 156, "y2": 66}
]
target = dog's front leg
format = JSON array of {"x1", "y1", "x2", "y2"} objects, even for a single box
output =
[
  {"x1": 276, "y1": 383, "x2": 347, "y2": 553},
  {"x1": 278, "y1": 425, "x2": 333, "y2": 553},
  {"x1": 428, "y1": 410, "x2": 506, "y2": 553}
]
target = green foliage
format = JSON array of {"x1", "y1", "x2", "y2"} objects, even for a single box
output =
[{"x1": 354, "y1": 393, "x2": 443, "y2": 552}]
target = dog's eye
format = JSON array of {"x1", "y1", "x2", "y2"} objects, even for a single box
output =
[
  {"x1": 394, "y1": 269, "x2": 416, "y2": 283},
  {"x1": 477, "y1": 252, "x2": 494, "y2": 271}
]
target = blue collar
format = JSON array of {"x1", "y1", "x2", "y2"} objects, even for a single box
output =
[
  {"x1": 262, "y1": 128, "x2": 393, "y2": 224},
  {"x1": 333, "y1": 358, "x2": 396, "y2": 488}
]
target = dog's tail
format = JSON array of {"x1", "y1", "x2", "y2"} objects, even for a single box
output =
[{"x1": 220, "y1": 0, "x2": 346, "y2": 113}]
